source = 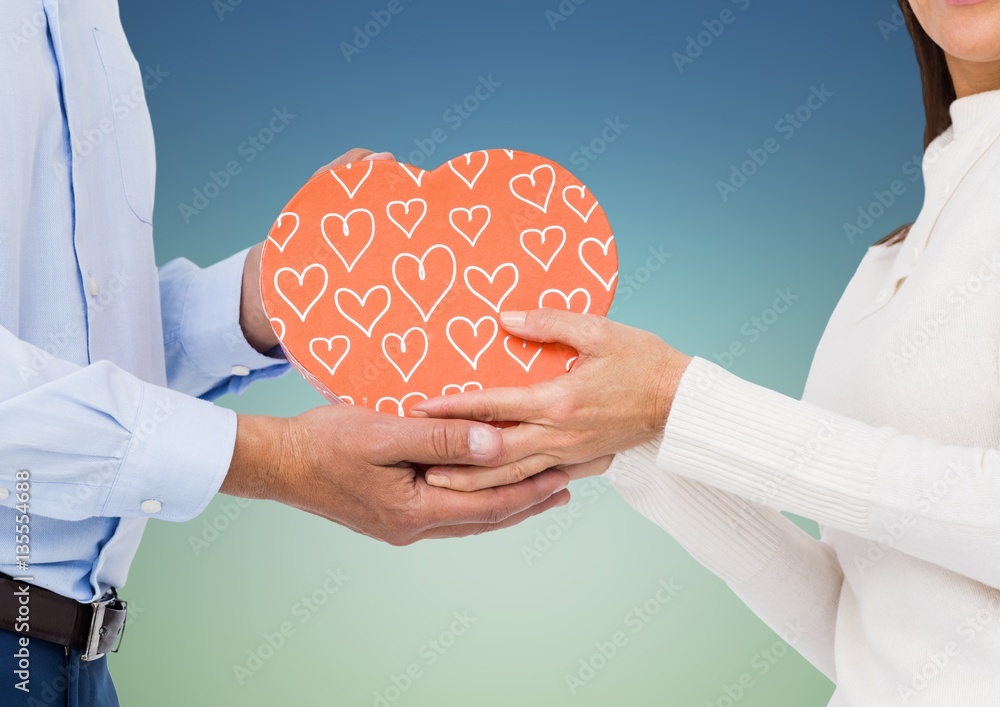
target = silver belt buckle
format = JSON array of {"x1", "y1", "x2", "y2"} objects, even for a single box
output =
[{"x1": 81, "y1": 597, "x2": 127, "y2": 662}]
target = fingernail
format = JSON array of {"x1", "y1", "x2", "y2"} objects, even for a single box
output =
[
  {"x1": 500, "y1": 311, "x2": 527, "y2": 328},
  {"x1": 554, "y1": 493, "x2": 570, "y2": 507},
  {"x1": 468, "y1": 426, "x2": 495, "y2": 456},
  {"x1": 409, "y1": 410, "x2": 428, "y2": 418},
  {"x1": 426, "y1": 472, "x2": 451, "y2": 488},
  {"x1": 362, "y1": 151, "x2": 394, "y2": 161}
]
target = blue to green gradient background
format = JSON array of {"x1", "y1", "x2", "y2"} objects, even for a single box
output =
[{"x1": 111, "y1": 1, "x2": 926, "y2": 704}]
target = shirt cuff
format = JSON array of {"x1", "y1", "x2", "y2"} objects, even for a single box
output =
[
  {"x1": 101, "y1": 381, "x2": 237, "y2": 522},
  {"x1": 651, "y1": 357, "x2": 895, "y2": 537},
  {"x1": 180, "y1": 247, "x2": 286, "y2": 379}
]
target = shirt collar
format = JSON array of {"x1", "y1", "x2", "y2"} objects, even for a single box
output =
[
  {"x1": 949, "y1": 88, "x2": 1000, "y2": 138},
  {"x1": 858, "y1": 90, "x2": 1000, "y2": 322}
]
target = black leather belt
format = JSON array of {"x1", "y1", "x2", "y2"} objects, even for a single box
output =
[{"x1": 0, "y1": 574, "x2": 127, "y2": 661}]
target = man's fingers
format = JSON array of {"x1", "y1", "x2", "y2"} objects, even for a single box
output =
[
  {"x1": 415, "y1": 489, "x2": 571, "y2": 540},
  {"x1": 410, "y1": 385, "x2": 541, "y2": 423},
  {"x1": 560, "y1": 455, "x2": 613, "y2": 480},
  {"x1": 312, "y1": 148, "x2": 395, "y2": 177},
  {"x1": 382, "y1": 417, "x2": 505, "y2": 466},
  {"x1": 418, "y1": 469, "x2": 569, "y2": 527},
  {"x1": 498, "y1": 308, "x2": 606, "y2": 354},
  {"x1": 424, "y1": 452, "x2": 561, "y2": 492}
]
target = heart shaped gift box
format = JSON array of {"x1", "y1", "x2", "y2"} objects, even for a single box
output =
[{"x1": 260, "y1": 149, "x2": 618, "y2": 416}]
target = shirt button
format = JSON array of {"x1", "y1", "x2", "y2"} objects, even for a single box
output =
[
  {"x1": 140, "y1": 499, "x2": 162, "y2": 514},
  {"x1": 875, "y1": 288, "x2": 890, "y2": 305},
  {"x1": 88, "y1": 276, "x2": 99, "y2": 297},
  {"x1": 0, "y1": 489, "x2": 8, "y2": 501},
  {"x1": 231, "y1": 365, "x2": 250, "y2": 377}
]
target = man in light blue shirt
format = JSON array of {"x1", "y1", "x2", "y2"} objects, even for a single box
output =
[{"x1": 0, "y1": 1, "x2": 569, "y2": 703}]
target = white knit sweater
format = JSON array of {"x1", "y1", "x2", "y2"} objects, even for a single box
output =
[{"x1": 607, "y1": 88, "x2": 1000, "y2": 706}]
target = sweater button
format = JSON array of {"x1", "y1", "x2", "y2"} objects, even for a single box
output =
[
  {"x1": 910, "y1": 247, "x2": 920, "y2": 264},
  {"x1": 875, "y1": 288, "x2": 889, "y2": 305}
]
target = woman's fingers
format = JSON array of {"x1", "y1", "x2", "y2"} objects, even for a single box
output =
[
  {"x1": 417, "y1": 468, "x2": 569, "y2": 525},
  {"x1": 424, "y1": 453, "x2": 562, "y2": 492},
  {"x1": 497, "y1": 423, "x2": 556, "y2": 464},
  {"x1": 411, "y1": 384, "x2": 541, "y2": 423},
  {"x1": 499, "y1": 309, "x2": 608, "y2": 354},
  {"x1": 560, "y1": 455, "x2": 614, "y2": 480}
]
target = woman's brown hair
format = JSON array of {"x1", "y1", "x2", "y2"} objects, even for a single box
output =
[{"x1": 873, "y1": 0, "x2": 955, "y2": 247}]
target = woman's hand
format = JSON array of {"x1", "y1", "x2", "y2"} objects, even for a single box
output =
[{"x1": 410, "y1": 309, "x2": 692, "y2": 491}]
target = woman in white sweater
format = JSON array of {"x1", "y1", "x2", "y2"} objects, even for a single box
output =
[{"x1": 412, "y1": 1, "x2": 1000, "y2": 704}]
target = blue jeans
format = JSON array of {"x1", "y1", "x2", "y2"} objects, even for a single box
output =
[{"x1": 0, "y1": 629, "x2": 119, "y2": 707}]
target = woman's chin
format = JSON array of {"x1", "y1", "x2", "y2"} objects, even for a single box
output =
[
  {"x1": 941, "y1": 29, "x2": 1000, "y2": 64},
  {"x1": 912, "y1": 0, "x2": 1000, "y2": 62}
]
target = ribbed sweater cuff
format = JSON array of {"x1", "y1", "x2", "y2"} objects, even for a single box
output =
[
  {"x1": 654, "y1": 357, "x2": 896, "y2": 536},
  {"x1": 608, "y1": 440, "x2": 788, "y2": 584}
]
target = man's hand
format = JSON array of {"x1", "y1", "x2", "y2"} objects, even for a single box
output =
[
  {"x1": 222, "y1": 405, "x2": 571, "y2": 545},
  {"x1": 238, "y1": 147, "x2": 395, "y2": 353}
]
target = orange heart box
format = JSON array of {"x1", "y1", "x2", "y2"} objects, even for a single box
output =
[{"x1": 260, "y1": 149, "x2": 618, "y2": 416}]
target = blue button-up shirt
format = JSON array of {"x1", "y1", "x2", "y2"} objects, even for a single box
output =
[{"x1": 0, "y1": 0, "x2": 288, "y2": 602}]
